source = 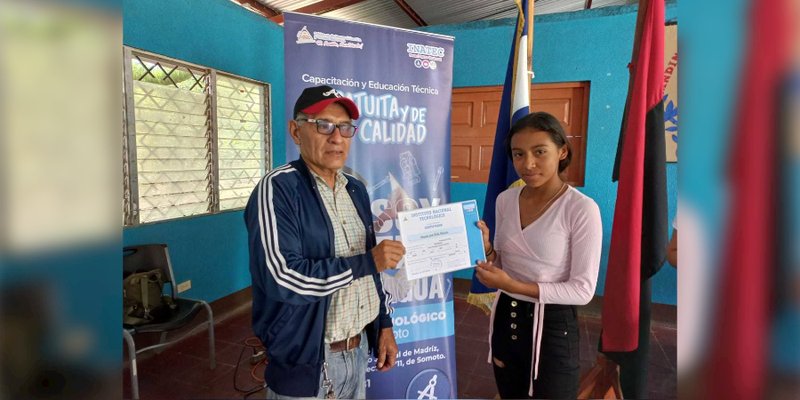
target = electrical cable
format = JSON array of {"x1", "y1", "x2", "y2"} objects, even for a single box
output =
[
  {"x1": 243, "y1": 383, "x2": 267, "y2": 399},
  {"x1": 233, "y1": 335, "x2": 268, "y2": 398}
]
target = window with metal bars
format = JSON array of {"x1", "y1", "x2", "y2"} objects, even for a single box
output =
[{"x1": 123, "y1": 47, "x2": 270, "y2": 225}]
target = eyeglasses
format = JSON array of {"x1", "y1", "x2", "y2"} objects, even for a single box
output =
[{"x1": 297, "y1": 118, "x2": 358, "y2": 138}]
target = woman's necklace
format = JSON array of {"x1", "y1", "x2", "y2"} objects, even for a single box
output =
[{"x1": 522, "y1": 182, "x2": 568, "y2": 226}]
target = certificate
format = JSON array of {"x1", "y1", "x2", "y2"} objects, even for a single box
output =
[{"x1": 397, "y1": 200, "x2": 486, "y2": 280}]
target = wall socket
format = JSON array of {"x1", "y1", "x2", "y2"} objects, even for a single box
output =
[{"x1": 177, "y1": 280, "x2": 192, "y2": 293}]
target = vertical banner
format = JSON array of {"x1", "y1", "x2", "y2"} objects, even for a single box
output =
[{"x1": 284, "y1": 13, "x2": 456, "y2": 399}]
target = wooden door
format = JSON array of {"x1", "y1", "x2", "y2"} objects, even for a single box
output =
[{"x1": 451, "y1": 82, "x2": 589, "y2": 186}]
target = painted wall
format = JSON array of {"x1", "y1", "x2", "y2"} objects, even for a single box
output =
[
  {"x1": 424, "y1": 3, "x2": 678, "y2": 305},
  {"x1": 122, "y1": 0, "x2": 286, "y2": 302}
]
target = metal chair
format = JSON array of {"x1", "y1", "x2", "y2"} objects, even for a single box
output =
[{"x1": 122, "y1": 244, "x2": 215, "y2": 400}]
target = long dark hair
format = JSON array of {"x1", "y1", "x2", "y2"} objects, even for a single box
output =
[{"x1": 505, "y1": 111, "x2": 572, "y2": 173}]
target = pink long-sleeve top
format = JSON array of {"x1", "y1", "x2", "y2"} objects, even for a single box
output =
[
  {"x1": 494, "y1": 185, "x2": 603, "y2": 304},
  {"x1": 488, "y1": 185, "x2": 602, "y2": 396}
]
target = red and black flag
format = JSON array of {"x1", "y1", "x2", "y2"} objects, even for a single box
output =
[{"x1": 600, "y1": 0, "x2": 668, "y2": 398}]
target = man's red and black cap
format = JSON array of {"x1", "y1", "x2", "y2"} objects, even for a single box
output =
[{"x1": 293, "y1": 85, "x2": 360, "y2": 120}]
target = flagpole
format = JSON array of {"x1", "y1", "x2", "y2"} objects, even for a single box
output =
[{"x1": 527, "y1": 0, "x2": 534, "y2": 86}]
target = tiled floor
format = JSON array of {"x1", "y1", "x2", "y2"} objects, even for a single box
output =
[{"x1": 124, "y1": 297, "x2": 676, "y2": 399}]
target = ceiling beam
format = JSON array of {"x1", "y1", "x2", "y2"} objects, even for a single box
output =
[
  {"x1": 270, "y1": 0, "x2": 367, "y2": 24},
  {"x1": 234, "y1": 0, "x2": 279, "y2": 18},
  {"x1": 393, "y1": 0, "x2": 427, "y2": 26}
]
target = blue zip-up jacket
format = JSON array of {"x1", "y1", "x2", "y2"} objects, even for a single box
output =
[{"x1": 244, "y1": 158, "x2": 393, "y2": 397}]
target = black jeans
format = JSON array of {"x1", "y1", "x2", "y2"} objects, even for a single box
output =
[{"x1": 491, "y1": 293, "x2": 580, "y2": 399}]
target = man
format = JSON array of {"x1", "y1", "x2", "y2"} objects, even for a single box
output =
[{"x1": 244, "y1": 85, "x2": 406, "y2": 399}]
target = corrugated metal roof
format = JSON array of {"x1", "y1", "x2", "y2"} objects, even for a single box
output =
[
  {"x1": 534, "y1": 0, "x2": 589, "y2": 14},
  {"x1": 405, "y1": 0, "x2": 515, "y2": 25},
  {"x1": 323, "y1": 0, "x2": 418, "y2": 29},
  {"x1": 249, "y1": 0, "x2": 633, "y2": 28},
  {"x1": 258, "y1": 0, "x2": 318, "y2": 11}
]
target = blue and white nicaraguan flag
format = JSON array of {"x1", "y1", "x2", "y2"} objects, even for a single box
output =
[{"x1": 468, "y1": 0, "x2": 534, "y2": 313}]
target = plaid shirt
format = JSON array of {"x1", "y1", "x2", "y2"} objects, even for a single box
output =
[{"x1": 311, "y1": 170, "x2": 379, "y2": 343}]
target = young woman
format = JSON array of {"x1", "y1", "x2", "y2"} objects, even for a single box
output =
[{"x1": 476, "y1": 112, "x2": 602, "y2": 399}]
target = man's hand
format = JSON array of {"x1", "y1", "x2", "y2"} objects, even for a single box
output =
[
  {"x1": 371, "y1": 240, "x2": 405, "y2": 272},
  {"x1": 376, "y1": 327, "x2": 398, "y2": 372}
]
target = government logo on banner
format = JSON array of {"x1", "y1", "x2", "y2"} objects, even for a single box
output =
[
  {"x1": 406, "y1": 43, "x2": 445, "y2": 70},
  {"x1": 405, "y1": 369, "x2": 451, "y2": 400},
  {"x1": 295, "y1": 25, "x2": 364, "y2": 49}
]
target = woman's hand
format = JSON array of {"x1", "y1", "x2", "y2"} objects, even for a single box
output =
[
  {"x1": 476, "y1": 220, "x2": 493, "y2": 255},
  {"x1": 475, "y1": 260, "x2": 512, "y2": 291},
  {"x1": 476, "y1": 220, "x2": 491, "y2": 252},
  {"x1": 477, "y1": 260, "x2": 541, "y2": 299}
]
